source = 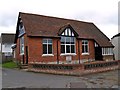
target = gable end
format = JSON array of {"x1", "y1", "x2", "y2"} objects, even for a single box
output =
[{"x1": 58, "y1": 24, "x2": 79, "y2": 37}]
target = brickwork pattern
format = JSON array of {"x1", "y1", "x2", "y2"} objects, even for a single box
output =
[{"x1": 28, "y1": 60, "x2": 120, "y2": 76}]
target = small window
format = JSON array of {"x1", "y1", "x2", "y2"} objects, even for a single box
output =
[
  {"x1": 82, "y1": 40, "x2": 89, "y2": 54},
  {"x1": 102, "y1": 48, "x2": 113, "y2": 55},
  {"x1": 43, "y1": 39, "x2": 53, "y2": 54},
  {"x1": 20, "y1": 36, "x2": 24, "y2": 54}
]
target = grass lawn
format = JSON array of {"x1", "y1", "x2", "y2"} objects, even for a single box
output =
[{"x1": 2, "y1": 61, "x2": 18, "y2": 69}]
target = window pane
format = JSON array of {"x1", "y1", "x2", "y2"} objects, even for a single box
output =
[
  {"x1": 62, "y1": 32, "x2": 64, "y2": 35},
  {"x1": 48, "y1": 39, "x2": 52, "y2": 44},
  {"x1": 20, "y1": 37, "x2": 24, "y2": 54},
  {"x1": 67, "y1": 29, "x2": 69, "y2": 36},
  {"x1": 82, "y1": 41, "x2": 84, "y2": 44},
  {"x1": 20, "y1": 45, "x2": 24, "y2": 54},
  {"x1": 72, "y1": 32, "x2": 74, "y2": 36},
  {"x1": 68, "y1": 29, "x2": 71, "y2": 36},
  {"x1": 71, "y1": 37, "x2": 75, "y2": 44},
  {"x1": 20, "y1": 37, "x2": 24, "y2": 44},
  {"x1": 82, "y1": 45, "x2": 84, "y2": 53},
  {"x1": 19, "y1": 23, "x2": 25, "y2": 36},
  {"x1": 21, "y1": 45, "x2": 24, "y2": 53},
  {"x1": 66, "y1": 45, "x2": 70, "y2": 53},
  {"x1": 82, "y1": 40, "x2": 88, "y2": 53},
  {"x1": 48, "y1": 44, "x2": 52, "y2": 54},
  {"x1": 43, "y1": 39, "x2": 47, "y2": 43},
  {"x1": 43, "y1": 44, "x2": 47, "y2": 54},
  {"x1": 66, "y1": 37, "x2": 70, "y2": 44},
  {"x1": 61, "y1": 45, "x2": 65, "y2": 53},
  {"x1": 65, "y1": 29, "x2": 67, "y2": 35},
  {"x1": 85, "y1": 45, "x2": 88, "y2": 52},
  {"x1": 71, "y1": 45, "x2": 75, "y2": 53},
  {"x1": 61, "y1": 37, "x2": 65, "y2": 44},
  {"x1": 85, "y1": 41, "x2": 88, "y2": 44},
  {"x1": 105, "y1": 48, "x2": 107, "y2": 54}
]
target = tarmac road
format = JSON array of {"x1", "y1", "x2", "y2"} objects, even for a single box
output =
[{"x1": 2, "y1": 68, "x2": 119, "y2": 88}]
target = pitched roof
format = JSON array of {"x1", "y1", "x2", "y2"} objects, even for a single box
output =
[
  {"x1": 1, "y1": 33, "x2": 15, "y2": 44},
  {"x1": 16, "y1": 12, "x2": 113, "y2": 47},
  {"x1": 111, "y1": 33, "x2": 120, "y2": 39}
]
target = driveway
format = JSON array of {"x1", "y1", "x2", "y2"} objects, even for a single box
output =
[{"x1": 2, "y1": 68, "x2": 119, "y2": 88}]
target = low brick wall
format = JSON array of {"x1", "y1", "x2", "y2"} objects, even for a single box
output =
[
  {"x1": 28, "y1": 60, "x2": 120, "y2": 76},
  {"x1": 84, "y1": 60, "x2": 119, "y2": 69}
]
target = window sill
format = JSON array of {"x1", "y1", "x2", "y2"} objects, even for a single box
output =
[
  {"x1": 42, "y1": 54, "x2": 54, "y2": 56},
  {"x1": 60, "y1": 53, "x2": 76, "y2": 56},
  {"x1": 82, "y1": 53, "x2": 89, "y2": 55},
  {"x1": 102, "y1": 54, "x2": 113, "y2": 56}
]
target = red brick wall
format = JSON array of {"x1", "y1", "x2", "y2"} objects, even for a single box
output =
[
  {"x1": 80, "y1": 39, "x2": 95, "y2": 60},
  {"x1": 27, "y1": 37, "x2": 59, "y2": 63},
  {"x1": 15, "y1": 36, "x2": 95, "y2": 64},
  {"x1": 15, "y1": 34, "x2": 28, "y2": 64},
  {"x1": 15, "y1": 36, "x2": 20, "y2": 62},
  {"x1": 103, "y1": 55, "x2": 114, "y2": 61},
  {"x1": 27, "y1": 37, "x2": 95, "y2": 63}
]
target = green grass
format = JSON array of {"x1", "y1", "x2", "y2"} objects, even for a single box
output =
[{"x1": 2, "y1": 61, "x2": 18, "y2": 68}]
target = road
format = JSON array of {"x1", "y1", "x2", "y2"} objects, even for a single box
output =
[{"x1": 2, "y1": 68, "x2": 119, "y2": 88}]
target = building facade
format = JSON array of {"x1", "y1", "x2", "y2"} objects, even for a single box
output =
[
  {"x1": 1, "y1": 33, "x2": 15, "y2": 62},
  {"x1": 111, "y1": 33, "x2": 120, "y2": 60},
  {"x1": 14, "y1": 12, "x2": 114, "y2": 64}
]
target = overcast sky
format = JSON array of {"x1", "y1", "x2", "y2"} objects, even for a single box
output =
[{"x1": 0, "y1": 0, "x2": 119, "y2": 39}]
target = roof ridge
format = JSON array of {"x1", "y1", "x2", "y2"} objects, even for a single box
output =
[
  {"x1": 111, "y1": 33, "x2": 120, "y2": 39},
  {"x1": 19, "y1": 12, "x2": 93, "y2": 24}
]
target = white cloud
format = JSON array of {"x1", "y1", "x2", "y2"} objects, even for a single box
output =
[
  {"x1": 97, "y1": 24, "x2": 118, "y2": 39},
  {"x1": 0, "y1": 0, "x2": 119, "y2": 38},
  {"x1": 0, "y1": 26, "x2": 16, "y2": 36}
]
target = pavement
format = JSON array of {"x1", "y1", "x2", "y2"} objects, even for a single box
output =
[{"x1": 2, "y1": 68, "x2": 119, "y2": 88}]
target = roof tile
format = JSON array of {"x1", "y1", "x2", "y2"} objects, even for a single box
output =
[{"x1": 19, "y1": 12, "x2": 113, "y2": 47}]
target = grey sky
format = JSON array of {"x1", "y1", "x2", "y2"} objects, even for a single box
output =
[{"x1": 0, "y1": 0, "x2": 119, "y2": 38}]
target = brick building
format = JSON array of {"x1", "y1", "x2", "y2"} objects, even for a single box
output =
[
  {"x1": 14, "y1": 12, "x2": 114, "y2": 65},
  {"x1": 111, "y1": 33, "x2": 120, "y2": 60}
]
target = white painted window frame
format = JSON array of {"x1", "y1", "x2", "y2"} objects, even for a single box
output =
[
  {"x1": 60, "y1": 37, "x2": 76, "y2": 55},
  {"x1": 42, "y1": 39, "x2": 53, "y2": 56},
  {"x1": 82, "y1": 40, "x2": 89, "y2": 55},
  {"x1": 102, "y1": 48, "x2": 113, "y2": 55},
  {"x1": 60, "y1": 28, "x2": 76, "y2": 55}
]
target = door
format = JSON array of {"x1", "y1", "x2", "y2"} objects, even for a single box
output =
[
  {"x1": 22, "y1": 55, "x2": 24, "y2": 64},
  {"x1": 95, "y1": 47, "x2": 103, "y2": 60},
  {"x1": 25, "y1": 46, "x2": 28, "y2": 64}
]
